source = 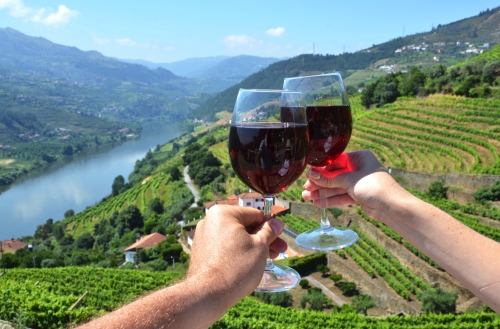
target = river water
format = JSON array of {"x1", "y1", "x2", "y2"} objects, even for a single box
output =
[{"x1": 0, "y1": 124, "x2": 180, "y2": 240}]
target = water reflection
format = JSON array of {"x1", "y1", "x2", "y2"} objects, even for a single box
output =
[{"x1": 0, "y1": 124, "x2": 180, "y2": 240}]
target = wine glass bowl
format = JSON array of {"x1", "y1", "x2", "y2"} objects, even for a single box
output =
[
  {"x1": 283, "y1": 73, "x2": 359, "y2": 251},
  {"x1": 228, "y1": 89, "x2": 308, "y2": 291}
]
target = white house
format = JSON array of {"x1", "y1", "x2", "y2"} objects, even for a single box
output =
[
  {"x1": 123, "y1": 232, "x2": 167, "y2": 263},
  {"x1": 238, "y1": 191, "x2": 265, "y2": 210}
]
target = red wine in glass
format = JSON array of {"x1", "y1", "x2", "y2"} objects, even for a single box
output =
[
  {"x1": 283, "y1": 72, "x2": 358, "y2": 251},
  {"x1": 228, "y1": 122, "x2": 309, "y2": 195},
  {"x1": 307, "y1": 105, "x2": 352, "y2": 166}
]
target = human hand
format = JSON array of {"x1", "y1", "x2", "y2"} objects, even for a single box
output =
[
  {"x1": 302, "y1": 150, "x2": 407, "y2": 221},
  {"x1": 187, "y1": 205, "x2": 287, "y2": 306}
]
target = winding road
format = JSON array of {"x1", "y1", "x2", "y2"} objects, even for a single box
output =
[{"x1": 183, "y1": 165, "x2": 200, "y2": 208}]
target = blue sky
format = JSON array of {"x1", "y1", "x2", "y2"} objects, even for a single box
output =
[{"x1": 0, "y1": 0, "x2": 499, "y2": 63}]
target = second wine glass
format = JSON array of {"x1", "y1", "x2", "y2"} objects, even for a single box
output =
[
  {"x1": 228, "y1": 89, "x2": 309, "y2": 292},
  {"x1": 283, "y1": 72, "x2": 359, "y2": 251}
]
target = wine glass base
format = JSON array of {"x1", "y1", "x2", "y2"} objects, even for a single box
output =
[
  {"x1": 295, "y1": 226, "x2": 359, "y2": 251},
  {"x1": 255, "y1": 263, "x2": 300, "y2": 292}
]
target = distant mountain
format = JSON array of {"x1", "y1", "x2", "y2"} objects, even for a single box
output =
[
  {"x1": 119, "y1": 56, "x2": 229, "y2": 76},
  {"x1": 192, "y1": 6, "x2": 500, "y2": 120},
  {"x1": 0, "y1": 28, "x2": 182, "y2": 87},
  {"x1": 195, "y1": 55, "x2": 282, "y2": 79},
  {"x1": 118, "y1": 55, "x2": 282, "y2": 80}
]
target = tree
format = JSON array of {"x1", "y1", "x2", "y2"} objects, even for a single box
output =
[
  {"x1": 119, "y1": 205, "x2": 144, "y2": 230},
  {"x1": 300, "y1": 287, "x2": 328, "y2": 311},
  {"x1": 112, "y1": 175, "x2": 125, "y2": 196},
  {"x1": 352, "y1": 294, "x2": 376, "y2": 315},
  {"x1": 398, "y1": 67, "x2": 425, "y2": 97},
  {"x1": 337, "y1": 282, "x2": 358, "y2": 296},
  {"x1": 254, "y1": 292, "x2": 293, "y2": 307},
  {"x1": 420, "y1": 287, "x2": 458, "y2": 314},
  {"x1": 62, "y1": 145, "x2": 74, "y2": 156},
  {"x1": 329, "y1": 274, "x2": 342, "y2": 283},
  {"x1": 148, "y1": 197, "x2": 164, "y2": 214},
  {"x1": 41, "y1": 259, "x2": 57, "y2": 268},
  {"x1": 299, "y1": 279, "x2": 310, "y2": 289},
  {"x1": 473, "y1": 181, "x2": 500, "y2": 204},
  {"x1": 317, "y1": 264, "x2": 330, "y2": 276},
  {"x1": 64, "y1": 209, "x2": 75, "y2": 218},
  {"x1": 427, "y1": 178, "x2": 448, "y2": 200},
  {"x1": 75, "y1": 233, "x2": 95, "y2": 250},
  {"x1": 52, "y1": 222, "x2": 64, "y2": 241},
  {"x1": 166, "y1": 166, "x2": 182, "y2": 181}
]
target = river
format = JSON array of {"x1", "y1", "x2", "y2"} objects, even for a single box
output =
[{"x1": 0, "y1": 124, "x2": 181, "y2": 241}]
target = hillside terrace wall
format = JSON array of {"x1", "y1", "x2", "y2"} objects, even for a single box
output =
[
  {"x1": 283, "y1": 200, "x2": 480, "y2": 312},
  {"x1": 391, "y1": 169, "x2": 500, "y2": 203},
  {"x1": 280, "y1": 231, "x2": 420, "y2": 314}
]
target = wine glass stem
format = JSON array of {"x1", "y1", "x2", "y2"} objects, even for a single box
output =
[
  {"x1": 320, "y1": 188, "x2": 331, "y2": 229},
  {"x1": 264, "y1": 196, "x2": 275, "y2": 271}
]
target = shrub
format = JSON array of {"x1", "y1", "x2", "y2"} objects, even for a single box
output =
[
  {"x1": 287, "y1": 252, "x2": 327, "y2": 275},
  {"x1": 41, "y1": 259, "x2": 57, "y2": 268},
  {"x1": 420, "y1": 287, "x2": 458, "y2": 314},
  {"x1": 427, "y1": 178, "x2": 448, "y2": 200},
  {"x1": 299, "y1": 279, "x2": 310, "y2": 289},
  {"x1": 337, "y1": 282, "x2": 358, "y2": 296},
  {"x1": 329, "y1": 274, "x2": 342, "y2": 282},
  {"x1": 317, "y1": 264, "x2": 330, "y2": 276},
  {"x1": 254, "y1": 292, "x2": 293, "y2": 307},
  {"x1": 352, "y1": 294, "x2": 376, "y2": 315}
]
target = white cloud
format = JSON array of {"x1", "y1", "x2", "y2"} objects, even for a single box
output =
[
  {"x1": 223, "y1": 34, "x2": 256, "y2": 48},
  {"x1": 0, "y1": 0, "x2": 30, "y2": 17},
  {"x1": 32, "y1": 5, "x2": 78, "y2": 26},
  {"x1": 93, "y1": 35, "x2": 110, "y2": 45},
  {"x1": 266, "y1": 27, "x2": 285, "y2": 37},
  {"x1": 0, "y1": 1, "x2": 78, "y2": 26},
  {"x1": 115, "y1": 38, "x2": 137, "y2": 47}
]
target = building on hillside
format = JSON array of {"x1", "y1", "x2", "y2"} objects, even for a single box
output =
[
  {"x1": 188, "y1": 194, "x2": 289, "y2": 248},
  {"x1": 123, "y1": 232, "x2": 167, "y2": 263},
  {"x1": 238, "y1": 192, "x2": 265, "y2": 210},
  {"x1": 1, "y1": 239, "x2": 28, "y2": 254}
]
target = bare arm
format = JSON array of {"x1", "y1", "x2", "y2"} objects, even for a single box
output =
[
  {"x1": 77, "y1": 206, "x2": 287, "y2": 329},
  {"x1": 303, "y1": 150, "x2": 500, "y2": 312}
]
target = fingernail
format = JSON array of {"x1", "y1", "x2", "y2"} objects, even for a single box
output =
[
  {"x1": 308, "y1": 167, "x2": 321, "y2": 180},
  {"x1": 269, "y1": 218, "x2": 282, "y2": 235}
]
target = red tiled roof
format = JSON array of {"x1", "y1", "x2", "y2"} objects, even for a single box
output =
[
  {"x1": 124, "y1": 233, "x2": 167, "y2": 252},
  {"x1": 271, "y1": 205, "x2": 289, "y2": 217},
  {"x1": 204, "y1": 199, "x2": 239, "y2": 209},
  {"x1": 1, "y1": 239, "x2": 28, "y2": 251},
  {"x1": 238, "y1": 192, "x2": 264, "y2": 199},
  {"x1": 227, "y1": 194, "x2": 238, "y2": 200}
]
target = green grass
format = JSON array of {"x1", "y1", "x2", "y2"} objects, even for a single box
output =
[{"x1": 344, "y1": 70, "x2": 387, "y2": 87}]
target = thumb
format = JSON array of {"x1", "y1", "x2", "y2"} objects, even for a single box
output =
[{"x1": 252, "y1": 218, "x2": 284, "y2": 245}]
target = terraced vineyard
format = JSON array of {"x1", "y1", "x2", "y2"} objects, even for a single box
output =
[
  {"x1": 351, "y1": 95, "x2": 500, "y2": 174},
  {"x1": 0, "y1": 268, "x2": 179, "y2": 328},
  {"x1": 214, "y1": 298, "x2": 499, "y2": 328}
]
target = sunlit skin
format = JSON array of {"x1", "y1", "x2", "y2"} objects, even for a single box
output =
[
  {"x1": 76, "y1": 206, "x2": 287, "y2": 329},
  {"x1": 303, "y1": 150, "x2": 500, "y2": 313}
]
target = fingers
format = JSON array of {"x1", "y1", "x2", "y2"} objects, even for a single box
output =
[
  {"x1": 251, "y1": 218, "x2": 284, "y2": 246},
  {"x1": 310, "y1": 194, "x2": 356, "y2": 208},
  {"x1": 207, "y1": 205, "x2": 266, "y2": 228},
  {"x1": 269, "y1": 237, "x2": 287, "y2": 253},
  {"x1": 302, "y1": 187, "x2": 347, "y2": 201}
]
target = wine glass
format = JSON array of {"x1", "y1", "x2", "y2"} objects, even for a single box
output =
[
  {"x1": 283, "y1": 72, "x2": 359, "y2": 250},
  {"x1": 228, "y1": 89, "x2": 309, "y2": 292}
]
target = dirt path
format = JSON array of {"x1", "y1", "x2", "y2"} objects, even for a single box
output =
[
  {"x1": 183, "y1": 165, "x2": 199, "y2": 207},
  {"x1": 303, "y1": 275, "x2": 346, "y2": 306}
]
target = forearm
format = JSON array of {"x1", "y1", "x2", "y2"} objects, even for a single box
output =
[
  {"x1": 77, "y1": 276, "x2": 232, "y2": 329},
  {"x1": 381, "y1": 188, "x2": 500, "y2": 312}
]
